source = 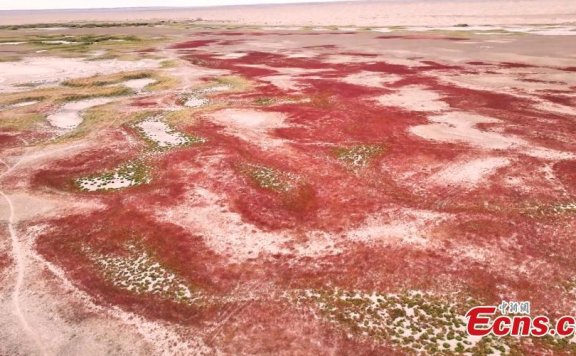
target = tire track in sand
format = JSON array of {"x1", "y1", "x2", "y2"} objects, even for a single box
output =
[{"x1": 0, "y1": 155, "x2": 48, "y2": 356}]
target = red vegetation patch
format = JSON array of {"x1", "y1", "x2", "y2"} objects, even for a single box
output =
[
  {"x1": 35, "y1": 206, "x2": 227, "y2": 324},
  {"x1": 169, "y1": 39, "x2": 219, "y2": 49},
  {"x1": 30, "y1": 131, "x2": 142, "y2": 192},
  {"x1": 0, "y1": 251, "x2": 12, "y2": 273},
  {"x1": 554, "y1": 160, "x2": 576, "y2": 196},
  {"x1": 498, "y1": 61, "x2": 536, "y2": 69},
  {"x1": 20, "y1": 32, "x2": 576, "y2": 353},
  {"x1": 0, "y1": 133, "x2": 20, "y2": 148}
]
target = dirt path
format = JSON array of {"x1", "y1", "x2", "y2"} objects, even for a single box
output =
[{"x1": 0, "y1": 157, "x2": 48, "y2": 356}]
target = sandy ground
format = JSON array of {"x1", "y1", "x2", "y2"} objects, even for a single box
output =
[
  {"x1": 47, "y1": 98, "x2": 117, "y2": 131},
  {"x1": 0, "y1": 58, "x2": 160, "y2": 93},
  {"x1": 0, "y1": 6, "x2": 575, "y2": 356},
  {"x1": 0, "y1": 0, "x2": 575, "y2": 27}
]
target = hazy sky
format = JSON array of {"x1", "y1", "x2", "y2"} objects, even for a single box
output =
[{"x1": 0, "y1": 0, "x2": 353, "y2": 11}]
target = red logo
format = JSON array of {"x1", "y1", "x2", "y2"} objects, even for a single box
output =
[{"x1": 465, "y1": 302, "x2": 574, "y2": 337}]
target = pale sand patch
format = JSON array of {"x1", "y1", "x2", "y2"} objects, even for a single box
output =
[
  {"x1": 212, "y1": 52, "x2": 247, "y2": 59},
  {"x1": 376, "y1": 86, "x2": 450, "y2": 112},
  {"x1": 324, "y1": 49, "x2": 426, "y2": 67},
  {"x1": 428, "y1": 157, "x2": 511, "y2": 188},
  {"x1": 242, "y1": 40, "x2": 297, "y2": 50},
  {"x1": 206, "y1": 108, "x2": 288, "y2": 149},
  {"x1": 410, "y1": 112, "x2": 523, "y2": 150},
  {"x1": 260, "y1": 26, "x2": 302, "y2": 31},
  {"x1": 200, "y1": 85, "x2": 231, "y2": 94},
  {"x1": 41, "y1": 40, "x2": 74, "y2": 45},
  {"x1": 437, "y1": 64, "x2": 576, "y2": 100},
  {"x1": 238, "y1": 64, "x2": 334, "y2": 76},
  {"x1": 46, "y1": 97, "x2": 116, "y2": 131},
  {"x1": 122, "y1": 78, "x2": 156, "y2": 93},
  {"x1": 440, "y1": 73, "x2": 569, "y2": 95},
  {"x1": 529, "y1": 29, "x2": 576, "y2": 36},
  {"x1": 533, "y1": 101, "x2": 576, "y2": 116},
  {"x1": 321, "y1": 55, "x2": 376, "y2": 64},
  {"x1": 8, "y1": 101, "x2": 38, "y2": 108},
  {"x1": 338, "y1": 27, "x2": 359, "y2": 32},
  {"x1": 285, "y1": 51, "x2": 318, "y2": 59},
  {"x1": 259, "y1": 74, "x2": 303, "y2": 91},
  {"x1": 158, "y1": 187, "x2": 341, "y2": 263},
  {"x1": 184, "y1": 96, "x2": 209, "y2": 108},
  {"x1": 162, "y1": 63, "x2": 229, "y2": 91},
  {"x1": 411, "y1": 112, "x2": 575, "y2": 160},
  {"x1": 341, "y1": 71, "x2": 401, "y2": 88},
  {"x1": 506, "y1": 25, "x2": 576, "y2": 36},
  {"x1": 77, "y1": 174, "x2": 137, "y2": 191},
  {"x1": 36, "y1": 27, "x2": 69, "y2": 31},
  {"x1": 0, "y1": 193, "x2": 104, "y2": 223},
  {"x1": 347, "y1": 208, "x2": 448, "y2": 246},
  {"x1": 405, "y1": 24, "x2": 576, "y2": 35},
  {"x1": 371, "y1": 28, "x2": 393, "y2": 33},
  {"x1": 0, "y1": 57, "x2": 160, "y2": 92},
  {"x1": 135, "y1": 118, "x2": 190, "y2": 147}
]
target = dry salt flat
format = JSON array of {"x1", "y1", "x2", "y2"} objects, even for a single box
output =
[
  {"x1": 123, "y1": 78, "x2": 156, "y2": 93},
  {"x1": 410, "y1": 111, "x2": 575, "y2": 160},
  {"x1": 342, "y1": 71, "x2": 401, "y2": 88},
  {"x1": 0, "y1": 57, "x2": 160, "y2": 92},
  {"x1": 206, "y1": 108, "x2": 289, "y2": 149},
  {"x1": 376, "y1": 86, "x2": 450, "y2": 112},
  {"x1": 46, "y1": 98, "x2": 116, "y2": 131},
  {"x1": 428, "y1": 157, "x2": 511, "y2": 189},
  {"x1": 135, "y1": 118, "x2": 190, "y2": 147},
  {"x1": 184, "y1": 96, "x2": 209, "y2": 108}
]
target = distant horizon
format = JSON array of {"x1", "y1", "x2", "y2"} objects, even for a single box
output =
[{"x1": 0, "y1": 0, "x2": 360, "y2": 11}]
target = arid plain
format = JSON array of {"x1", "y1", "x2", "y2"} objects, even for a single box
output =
[{"x1": 1, "y1": 3, "x2": 576, "y2": 355}]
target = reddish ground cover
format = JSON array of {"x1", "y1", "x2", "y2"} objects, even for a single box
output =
[{"x1": 4, "y1": 30, "x2": 575, "y2": 354}]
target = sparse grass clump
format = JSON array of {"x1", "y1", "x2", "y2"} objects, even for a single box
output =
[
  {"x1": 57, "y1": 86, "x2": 132, "y2": 103},
  {"x1": 0, "y1": 33, "x2": 164, "y2": 58},
  {"x1": 85, "y1": 244, "x2": 198, "y2": 303},
  {"x1": 0, "y1": 85, "x2": 131, "y2": 107},
  {"x1": 521, "y1": 201, "x2": 576, "y2": 218},
  {"x1": 62, "y1": 71, "x2": 153, "y2": 87},
  {"x1": 75, "y1": 160, "x2": 151, "y2": 192},
  {"x1": 0, "y1": 111, "x2": 44, "y2": 130},
  {"x1": 0, "y1": 55, "x2": 22, "y2": 62},
  {"x1": 540, "y1": 334, "x2": 576, "y2": 353},
  {"x1": 292, "y1": 289, "x2": 511, "y2": 354},
  {"x1": 146, "y1": 74, "x2": 179, "y2": 91},
  {"x1": 0, "y1": 85, "x2": 132, "y2": 132},
  {"x1": 160, "y1": 59, "x2": 178, "y2": 68},
  {"x1": 241, "y1": 164, "x2": 298, "y2": 193},
  {"x1": 29, "y1": 34, "x2": 141, "y2": 49},
  {"x1": 212, "y1": 75, "x2": 251, "y2": 91},
  {"x1": 333, "y1": 144, "x2": 385, "y2": 168},
  {"x1": 254, "y1": 97, "x2": 276, "y2": 106}
]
